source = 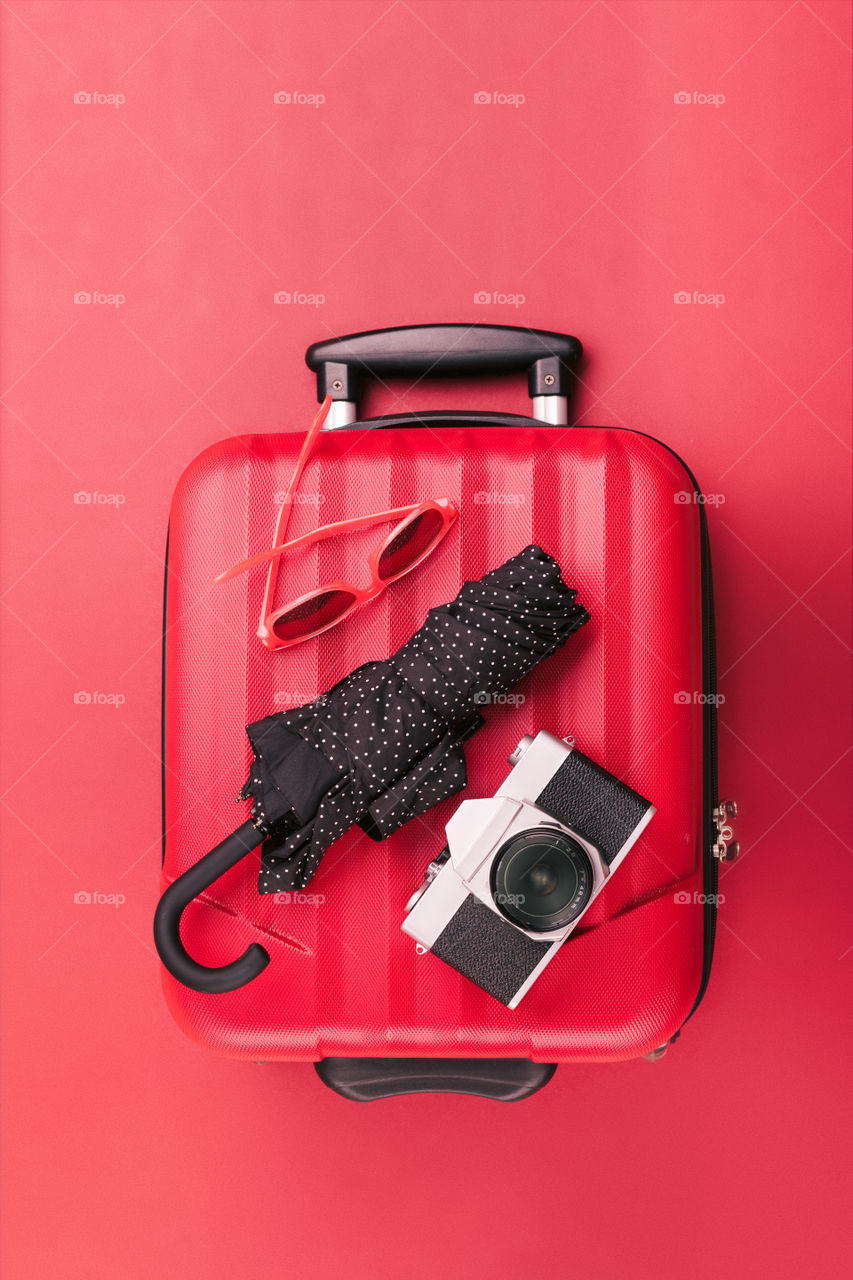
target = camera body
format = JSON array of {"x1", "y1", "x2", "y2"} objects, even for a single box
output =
[{"x1": 402, "y1": 730, "x2": 655, "y2": 1008}]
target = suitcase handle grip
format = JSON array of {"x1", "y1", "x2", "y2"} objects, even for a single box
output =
[
  {"x1": 305, "y1": 324, "x2": 582, "y2": 408},
  {"x1": 153, "y1": 821, "x2": 270, "y2": 993},
  {"x1": 314, "y1": 1057, "x2": 558, "y2": 1101}
]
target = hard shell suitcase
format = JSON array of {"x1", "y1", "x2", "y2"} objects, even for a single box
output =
[{"x1": 158, "y1": 324, "x2": 726, "y2": 1100}]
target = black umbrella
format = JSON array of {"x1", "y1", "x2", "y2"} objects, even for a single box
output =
[{"x1": 154, "y1": 545, "x2": 588, "y2": 992}]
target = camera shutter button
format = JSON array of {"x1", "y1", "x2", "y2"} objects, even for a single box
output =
[{"x1": 509, "y1": 735, "x2": 534, "y2": 766}]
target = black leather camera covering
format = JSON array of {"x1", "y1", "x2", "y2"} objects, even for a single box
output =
[
  {"x1": 431, "y1": 894, "x2": 552, "y2": 1006},
  {"x1": 535, "y1": 750, "x2": 652, "y2": 865}
]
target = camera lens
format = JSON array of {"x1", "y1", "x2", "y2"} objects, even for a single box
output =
[
  {"x1": 527, "y1": 862, "x2": 558, "y2": 895},
  {"x1": 491, "y1": 828, "x2": 593, "y2": 933}
]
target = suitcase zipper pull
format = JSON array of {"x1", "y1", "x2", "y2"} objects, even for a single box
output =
[{"x1": 712, "y1": 798, "x2": 740, "y2": 861}]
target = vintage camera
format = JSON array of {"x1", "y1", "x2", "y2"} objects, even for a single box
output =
[{"x1": 402, "y1": 730, "x2": 655, "y2": 1008}]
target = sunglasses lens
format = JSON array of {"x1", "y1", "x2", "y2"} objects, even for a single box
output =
[
  {"x1": 378, "y1": 508, "x2": 445, "y2": 581},
  {"x1": 272, "y1": 589, "x2": 356, "y2": 642}
]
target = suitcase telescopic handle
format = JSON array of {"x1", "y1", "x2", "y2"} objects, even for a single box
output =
[
  {"x1": 153, "y1": 821, "x2": 270, "y2": 994},
  {"x1": 305, "y1": 323, "x2": 582, "y2": 427}
]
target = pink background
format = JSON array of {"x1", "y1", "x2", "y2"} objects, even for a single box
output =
[{"x1": 1, "y1": 3, "x2": 850, "y2": 1278}]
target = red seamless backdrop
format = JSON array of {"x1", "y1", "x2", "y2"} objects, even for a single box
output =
[{"x1": 1, "y1": 4, "x2": 851, "y2": 1279}]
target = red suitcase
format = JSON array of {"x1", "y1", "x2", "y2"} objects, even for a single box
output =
[{"x1": 157, "y1": 324, "x2": 730, "y2": 1100}]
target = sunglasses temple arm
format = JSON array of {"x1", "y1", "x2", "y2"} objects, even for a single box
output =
[
  {"x1": 214, "y1": 505, "x2": 421, "y2": 583},
  {"x1": 258, "y1": 395, "x2": 333, "y2": 614}
]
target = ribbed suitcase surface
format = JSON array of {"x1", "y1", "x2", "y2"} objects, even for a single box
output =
[{"x1": 162, "y1": 421, "x2": 706, "y2": 1060}]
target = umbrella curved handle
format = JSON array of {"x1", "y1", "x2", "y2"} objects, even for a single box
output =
[{"x1": 153, "y1": 821, "x2": 271, "y2": 994}]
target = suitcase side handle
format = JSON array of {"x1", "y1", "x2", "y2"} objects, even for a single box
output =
[
  {"x1": 314, "y1": 1057, "x2": 558, "y2": 1102},
  {"x1": 153, "y1": 821, "x2": 270, "y2": 993},
  {"x1": 305, "y1": 323, "x2": 582, "y2": 427}
]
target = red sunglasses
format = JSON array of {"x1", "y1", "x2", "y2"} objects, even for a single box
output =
[{"x1": 214, "y1": 397, "x2": 458, "y2": 649}]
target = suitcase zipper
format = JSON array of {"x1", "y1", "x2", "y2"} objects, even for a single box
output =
[
  {"x1": 712, "y1": 799, "x2": 740, "y2": 862},
  {"x1": 634, "y1": 432, "x2": 735, "y2": 1031},
  {"x1": 691, "y1": 496, "x2": 719, "y2": 1022}
]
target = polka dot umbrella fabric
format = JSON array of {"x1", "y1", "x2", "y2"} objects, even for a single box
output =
[{"x1": 239, "y1": 545, "x2": 589, "y2": 892}]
